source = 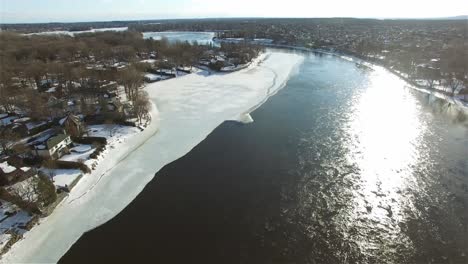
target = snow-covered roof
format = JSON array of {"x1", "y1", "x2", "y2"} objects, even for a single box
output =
[
  {"x1": 46, "y1": 134, "x2": 70, "y2": 150},
  {"x1": 0, "y1": 161, "x2": 16, "y2": 174},
  {"x1": 13, "y1": 117, "x2": 31, "y2": 123},
  {"x1": 25, "y1": 121, "x2": 46, "y2": 130},
  {"x1": 0, "y1": 116, "x2": 18, "y2": 126},
  {"x1": 144, "y1": 74, "x2": 161, "y2": 81},
  {"x1": 35, "y1": 144, "x2": 46, "y2": 150},
  {"x1": 20, "y1": 167, "x2": 31, "y2": 172},
  {"x1": 141, "y1": 59, "x2": 156, "y2": 64},
  {"x1": 59, "y1": 117, "x2": 67, "y2": 126}
]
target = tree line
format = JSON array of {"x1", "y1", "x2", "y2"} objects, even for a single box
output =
[{"x1": 0, "y1": 31, "x2": 208, "y2": 122}]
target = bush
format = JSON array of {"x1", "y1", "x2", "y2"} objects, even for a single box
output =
[
  {"x1": 119, "y1": 121, "x2": 136, "y2": 127},
  {"x1": 71, "y1": 136, "x2": 107, "y2": 145},
  {"x1": 209, "y1": 61, "x2": 224, "y2": 71},
  {"x1": 89, "y1": 145, "x2": 106, "y2": 159},
  {"x1": 44, "y1": 160, "x2": 91, "y2": 174},
  {"x1": 37, "y1": 174, "x2": 57, "y2": 207}
]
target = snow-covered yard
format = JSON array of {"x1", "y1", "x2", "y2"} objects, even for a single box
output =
[
  {"x1": 87, "y1": 124, "x2": 140, "y2": 144},
  {"x1": 59, "y1": 144, "x2": 94, "y2": 163},
  {"x1": 45, "y1": 144, "x2": 94, "y2": 188},
  {"x1": 0, "y1": 200, "x2": 33, "y2": 251},
  {"x1": 41, "y1": 125, "x2": 140, "y2": 188},
  {"x1": 40, "y1": 168, "x2": 82, "y2": 188}
]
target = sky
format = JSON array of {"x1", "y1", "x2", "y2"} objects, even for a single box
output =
[{"x1": 1, "y1": 0, "x2": 467, "y2": 23}]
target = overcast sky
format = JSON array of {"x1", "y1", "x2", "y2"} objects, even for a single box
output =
[{"x1": 1, "y1": 0, "x2": 467, "y2": 23}]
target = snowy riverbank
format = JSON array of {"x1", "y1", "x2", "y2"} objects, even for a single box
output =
[
  {"x1": 1, "y1": 50, "x2": 304, "y2": 263},
  {"x1": 226, "y1": 40, "x2": 468, "y2": 113}
]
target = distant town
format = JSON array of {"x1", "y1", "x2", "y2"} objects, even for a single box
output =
[{"x1": 0, "y1": 17, "x2": 467, "y2": 255}]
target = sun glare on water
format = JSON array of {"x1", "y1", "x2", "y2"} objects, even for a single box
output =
[{"x1": 346, "y1": 67, "x2": 427, "y2": 253}]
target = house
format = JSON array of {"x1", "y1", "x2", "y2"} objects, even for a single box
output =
[
  {"x1": 60, "y1": 113, "x2": 84, "y2": 137},
  {"x1": 0, "y1": 114, "x2": 19, "y2": 127},
  {"x1": 144, "y1": 73, "x2": 161, "y2": 83},
  {"x1": 10, "y1": 118, "x2": 49, "y2": 137},
  {"x1": 34, "y1": 134, "x2": 72, "y2": 160},
  {"x1": 0, "y1": 161, "x2": 35, "y2": 187}
]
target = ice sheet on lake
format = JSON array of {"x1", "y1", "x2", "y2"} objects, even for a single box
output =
[
  {"x1": 23, "y1": 27, "x2": 128, "y2": 37},
  {"x1": 1, "y1": 51, "x2": 304, "y2": 263}
]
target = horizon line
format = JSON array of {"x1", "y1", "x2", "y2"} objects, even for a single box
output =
[{"x1": 1, "y1": 15, "x2": 467, "y2": 25}]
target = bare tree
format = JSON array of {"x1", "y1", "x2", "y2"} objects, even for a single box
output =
[
  {"x1": 120, "y1": 66, "x2": 143, "y2": 102},
  {"x1": 446, "y1": 76, "x2": 463, "y2": 95},
  {"x1": 0, "y1": 128, "x2": 20, "y2": 155},
  {"x1": 132, "y1": 91, "x2": 152, "y2": 125},
  {"x1": 104, "y1": 119, "x2": 116, "y2": 137}
]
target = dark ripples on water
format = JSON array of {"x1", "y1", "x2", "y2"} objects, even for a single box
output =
[{"x1": 61, "y1": 53, "x2": 468, "y2": 264}]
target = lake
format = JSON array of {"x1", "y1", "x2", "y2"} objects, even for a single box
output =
[
  {"x1": 25, "y1": 30, "x2": 216, "y2": 46},
  {"x1": 143, "y1": 31, "x2": 216, "y2": 45},
  {"x1": 61, "y1": 52, "x2": 468, "y2": 263}
]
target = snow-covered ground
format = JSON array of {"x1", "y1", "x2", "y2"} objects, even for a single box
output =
[
  {"x1": 41, "y1": 169, "x2": 82, "y2": 188},
  {"x1": 0, "y1": 201, "x2": 32, "y2": 236},
  {"x1": 0, "y1": 234, "x2": 11, "y2": 252},
  {"x1": 0, "y1": 200, "x2": 33, "y2": 252},
  {"x1": 1, "y1": 50, "x2": 304, "y2": 263},
  {"x1": 46, "y1": 125, "x2": 141, "y2": 188},
  {"x1": 59, "y1": 145, "x2": 94, "y2": 163}
]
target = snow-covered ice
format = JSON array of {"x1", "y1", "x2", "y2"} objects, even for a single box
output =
[
  {"x1": 1, "y1": 50, "x2": 304, "y2": 263},
  {"x1": 23, "y1": 27, "x2": 128, "y2": 37}
]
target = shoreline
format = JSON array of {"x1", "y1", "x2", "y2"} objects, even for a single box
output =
[
  {"x1": 0, "y1": 99, "x2": 161, "y2": 260},
  {"x1": 215, "y1": 38, "x2": 468, "y2": 113},
  {"x1": 1, "y1": 50, "x2": 304, "y2": 263}
]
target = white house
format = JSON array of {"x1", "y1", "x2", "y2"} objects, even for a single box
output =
[{"x1": 35, "y1": 134, "x2": 72, "y2": 160}]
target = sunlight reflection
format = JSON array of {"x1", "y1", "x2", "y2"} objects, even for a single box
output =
[{"x1": 346, "y1": 67, "x2": 426, "y2": 249}]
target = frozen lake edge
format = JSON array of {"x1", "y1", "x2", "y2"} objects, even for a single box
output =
[{"x1": 1, "y1": 51, "x2": 304, "y2": 263}]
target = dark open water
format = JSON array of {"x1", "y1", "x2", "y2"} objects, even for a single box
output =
[{"x1": 61, "y1": 53, "x2": 468, "y2": 264}]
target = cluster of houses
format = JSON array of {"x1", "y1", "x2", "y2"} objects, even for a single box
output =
[
  {"x1": 0, "y1": 111, "x2": 91, "y2": 250},
  {"x1": 1, "y1": 113, "x2": 83, "y2": 161},
  {"x1": 0, "y1": 159, "x2": 36, "y2": 188},
  {"x1": 141, "y1": 49, "x2": 252, "y2": 83},
  {"x1": 198, "y1": 50, "x2": 249, "y2": 72}
]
